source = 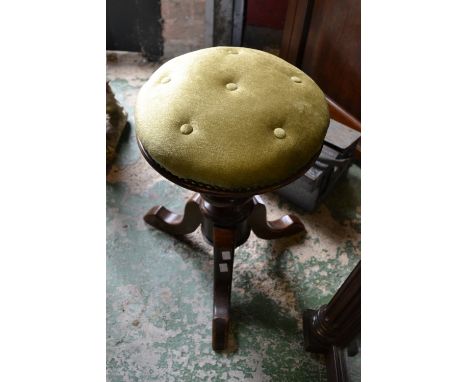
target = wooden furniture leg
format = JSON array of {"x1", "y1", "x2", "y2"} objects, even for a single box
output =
[
  {"x1": 303, "y1": 261, "x2": 361, "y2": 382},
  {"x1": 249, "y1": 195, "x2": 306, "y2": 239},
  {"x1": 144, "y1": 193, "x2": 202, "y2": 235},
  {"x1": 325, "y1": 346, "x2": 348, "y2": 382},
  {"x1": 142, "y1": 191, "x2": 309, "y2": 352},
  {"x1": 212, "y1": 226, "x2": 236, "y2": 351}
]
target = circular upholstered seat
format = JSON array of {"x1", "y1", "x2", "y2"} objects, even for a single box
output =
[{"x1": 135, "y1": 46, "x2": 329, "y2": 191}]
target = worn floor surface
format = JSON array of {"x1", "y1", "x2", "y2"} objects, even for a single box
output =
[{"x1": 106, "y1": 52, "x2": 361, "y2": 382}]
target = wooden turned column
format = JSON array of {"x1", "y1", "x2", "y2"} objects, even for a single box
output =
[
  {"x1": 198, "y1": 195, "x2": 253, "y2": 247},
  {"x1": 303, "y1": 262, "x2": 361, "y2": 382},
  {"x1": 303, "y1": 262, "x2": 361, "y2": 352},
  {"x1": 198, "y1": 195, "x2": 253, "y2": 350}
]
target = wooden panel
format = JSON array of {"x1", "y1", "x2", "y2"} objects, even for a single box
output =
[
  {"x1": 246, "y1": 0, "x2": 289, "y2": 29},
  {"x1": 301, "y1": 0, "x2": 361, "y2": 120},
  {"x1": 280, "y1": 0, "x2": 313, "y2": 65}
]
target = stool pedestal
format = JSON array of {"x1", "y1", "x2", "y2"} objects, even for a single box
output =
[{"x1": 143, "y1": 192, "x2": 305, "y2": 351}]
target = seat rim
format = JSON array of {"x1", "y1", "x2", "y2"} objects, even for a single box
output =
[{"x1": 137, "y1": 137, "x2": 321, "y2": 197}]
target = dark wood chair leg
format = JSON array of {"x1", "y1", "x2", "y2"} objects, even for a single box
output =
[
  {"x1": 303, "y1": 262, "x2": 361, "y2": 382},
  {"x1": 249, "y1": 195, "x2": 306, "y2": 239},
  {"x1": 326, "y1": 346, "x2": 349, "y2": 382},
  {"x1": 144, "y1": 193, "x2": 202, "y2": 235},
  {"x1": 212, "y1": 226, "x2": 236, "y2": 351}
]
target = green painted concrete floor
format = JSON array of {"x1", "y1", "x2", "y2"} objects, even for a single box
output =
[{"x1": 106, "y1": 52, "x2": 361, "y2": 382}]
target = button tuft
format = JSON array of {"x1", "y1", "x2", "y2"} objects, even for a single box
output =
[
  {"x1": 274, "y1": 128, "x2": 286, "y2": 139},
  {"x1": 226, "y1": 83, "x2": 238, "y2": 91},
  {"x1": 180, "y1": 124, "x2": 193, "y2": 135}
]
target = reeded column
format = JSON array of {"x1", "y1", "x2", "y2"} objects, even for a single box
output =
[{"x1": 303, "y1": 262, "x2": 361, "y2": 352}]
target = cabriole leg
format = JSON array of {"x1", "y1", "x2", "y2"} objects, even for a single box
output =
[
  {"x1": 144, "y1": 193, "x2": 202, "y2": 235},
  {"x1": 249, "y1": 195, "x2": 306, "y2": 239}
]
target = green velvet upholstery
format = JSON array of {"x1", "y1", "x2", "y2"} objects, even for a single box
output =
[{"x1": 135, "y1": 46, "x2": 330, "y2": 190}]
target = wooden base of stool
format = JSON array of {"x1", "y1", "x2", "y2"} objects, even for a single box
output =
[{"x1": 143, "y1": 192, "x2": 306, "y2": 351}]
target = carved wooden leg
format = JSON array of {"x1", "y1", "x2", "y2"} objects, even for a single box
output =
[
  {"x1": 303, "y1": 262, "x2": 361, "y2": 382},
  {"x1": 212, "y1": 226, "x2": 236, "y2": 351},
  {"x1": 303, "y1": 262, "x2": 361, "y2": 352},
  {"x1": 144, "y1": 193, "x2": 202, "y2": 235},
  {"x1": 249, "y1": 195, "x2": 306, "y2": 239}
]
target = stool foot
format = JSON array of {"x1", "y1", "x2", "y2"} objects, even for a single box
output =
[
  {"x1": 212, "y1": 226, "x2": 236, "y2": 351},
  {"x1": 144, "y1": 193, "x2": 202, "y2": 235},
  {"x1": 249, "y1": 195, "x2": 306, "y2": 239}
]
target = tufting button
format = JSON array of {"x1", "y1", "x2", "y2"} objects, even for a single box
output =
[
  {"x1": 180, "y1": 124, "x2": 193, "y2": 135},
  {"x1": 274, "y1": 128, "x2": 286, "y2": 139},
  {"x1": 226, "y1": 83, "x2": 238, "y2": 91},
  {"x1": 161, "y1": 77, "x2": 171, "y2": 84},
  {"x1": 291, "y1": 76, "x2": 301, "y2": 83}
]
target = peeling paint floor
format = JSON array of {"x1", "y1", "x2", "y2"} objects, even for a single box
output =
[{"x1": 106, "y1": 52, "x2": 361, "y2": 382}]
